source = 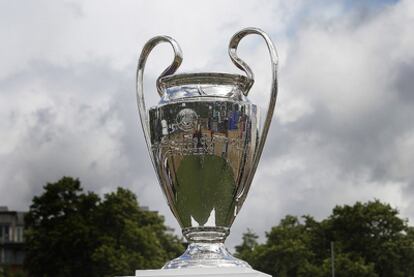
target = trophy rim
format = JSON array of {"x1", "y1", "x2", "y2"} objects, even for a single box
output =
[{"x1": 158, "y1": 72, "x2": 253, "y2": 92}]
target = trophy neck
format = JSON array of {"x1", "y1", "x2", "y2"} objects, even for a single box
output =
[{"x1": 182, "y1": 226, "x2": 230, "y2": 243}]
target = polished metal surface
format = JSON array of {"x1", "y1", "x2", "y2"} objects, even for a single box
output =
[
  {"x1": 136, "y1": 27, "x2": 278, "y2": 268},
  {"x1": 163, "y1": 243, "x2": 249, "y2": 269},
  {"x1": 149, "y1": 96, "x2": 258, "y2": 234}
]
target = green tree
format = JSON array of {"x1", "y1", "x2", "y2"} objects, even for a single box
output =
[
  {"x1": 91, "y1": 188, "x2": 184, "y2": 276},
  {"x1": 237, "y1": 216, "x2": 322, "y2": 277},
  {"x1": 234, "y1": 228, "x2": 259, "y2": 262},
  {"x1": 25, "y1": 177, "x2": 99, "y2": 277},
  {"x1": 321, "y1": 254, "x2": 377, "y2": 277},
  {"x1": 235, "y1": 200, "x2": 414, "y2": 277},
  {"x1": 328, "y1": 200, "x2": 414, "y2": 277},
  {"x1": 0, "y1": 266, "x2": 26, "y2": 277},
  {"x1": 24, "y1": 177, "x2": 184, "y2": 277}
]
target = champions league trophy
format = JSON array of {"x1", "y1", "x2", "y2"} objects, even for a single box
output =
[{"x1": 134, "y1": 27, "x2": 278, "y2": 277}]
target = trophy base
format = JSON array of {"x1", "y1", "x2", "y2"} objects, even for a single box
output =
[
  {"x1": 134, "y1": 268, "x2": 271, "y2": 277},
  {"x1": 162, "y1": 243, "x2": 250, "y2": 269}
]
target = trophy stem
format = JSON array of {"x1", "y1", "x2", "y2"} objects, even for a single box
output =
[
  {"x1": 182, "y1": 226, "x2": 230, "y2": 243},
  {"x1": 162, "y1": 243, "x2": 251, "y2": 269},
  {"x1": 162, "y1": 227, "x2": 250, "y2": 269}
]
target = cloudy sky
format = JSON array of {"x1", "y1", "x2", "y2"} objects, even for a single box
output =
[{"x1": 1, "y1": 0, "x2": 414, "y2": 249}]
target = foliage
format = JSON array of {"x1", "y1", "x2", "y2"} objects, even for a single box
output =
[
  {"x1": 24, "y1": 177, "x2": 184, "y2": 277},
  {"x1": 0, "y1": 266, "x2": 27, "y2": 277},
  {"x1": 23, "y1": 177, "x2": 414, "y2": 277},
  {"x1": 320, "y1": 253, "x2": 377, "y2": 277},
  {"x1": 235, "y1": 200, "x2": 414, "y2": 277},
  {"x1": 234, "y1": 228, "x2": 258, "y2": 262}
]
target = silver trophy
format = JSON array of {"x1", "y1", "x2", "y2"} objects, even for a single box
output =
[{"x1": 136, "y1": 27, "x2": 278, "y2": 269}]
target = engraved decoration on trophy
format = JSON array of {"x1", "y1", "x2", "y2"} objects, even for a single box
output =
[
  {"x1": 176, "y1": 108, "x2": 198, "y2": 132},
  {"x1": 136, "y1": 27, "x2": 278, "y2": 269}
]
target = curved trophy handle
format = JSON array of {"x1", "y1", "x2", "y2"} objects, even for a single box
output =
[
  {"x1": 136, "y1": 36, "x2": 183, "y2": 147},
  {"x1": 228, "y1": 27, "x2": 279, "y2": 196}
]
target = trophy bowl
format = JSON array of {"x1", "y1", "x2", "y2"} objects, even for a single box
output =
[{"x1": 136, "y1": 28, "x2": 278, "y2": 269}]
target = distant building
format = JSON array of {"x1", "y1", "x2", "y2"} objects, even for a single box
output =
[{"x1": 0, "y1": 206, "x2": 26, "y2": 270}]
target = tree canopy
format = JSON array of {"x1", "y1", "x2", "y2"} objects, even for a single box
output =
[
  {"x1": 24, "y1": 177, "x2": 184, "y2": 277},
  {"x1": 23, "y1": 177, "x2": 414, "y2": 277},
  {"x1": 235, "y1": 200, "x2": 414, "y2": 277}
]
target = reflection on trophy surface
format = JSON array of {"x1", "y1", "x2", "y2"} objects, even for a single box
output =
[
  {"x1": 136, "y1": 28, "x2": 278, "y2": 269},
  {"x1": 150, "y1": 98, "x2": 258, "y2": 232}
]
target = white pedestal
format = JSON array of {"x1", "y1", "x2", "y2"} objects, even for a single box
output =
[{"x1": 122, "y1": 268, "x2": 270, "y2": 277}]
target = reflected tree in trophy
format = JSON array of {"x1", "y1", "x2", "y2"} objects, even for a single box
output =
[{"x1": 136, "y1": 27, "x2": 278, "y2": 269}]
